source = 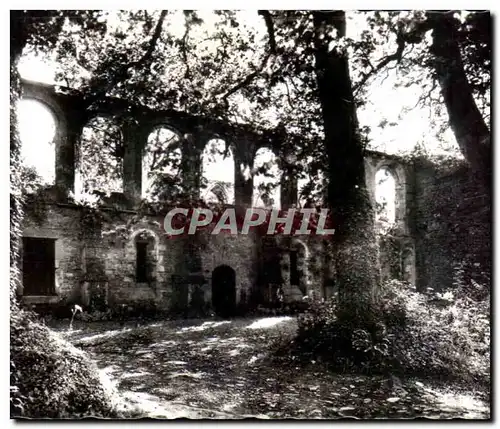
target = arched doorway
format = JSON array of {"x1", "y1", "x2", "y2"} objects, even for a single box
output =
[{"x1": 212, "y1": 265, "x2": 236, "y2": 318}]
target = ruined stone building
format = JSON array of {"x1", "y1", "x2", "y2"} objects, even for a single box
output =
[{"x1": 18, "y1": 79, "x2": 488, "y2": 317}]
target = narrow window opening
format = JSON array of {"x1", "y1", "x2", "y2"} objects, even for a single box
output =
[{"x1": 136, "y1": 241, "x2": 149, "y2": 283}]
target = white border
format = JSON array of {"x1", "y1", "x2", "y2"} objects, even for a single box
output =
[{"x1": 2, "y1": 3, "x2": 497, "y2": 428}]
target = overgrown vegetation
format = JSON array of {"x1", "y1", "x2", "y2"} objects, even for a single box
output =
[
  {"x1": 10, "y1": 309, "x2": 124, "y2": 418},
  {"x1": 290, "y1": 279, "x2": 489, "y2": 386}
]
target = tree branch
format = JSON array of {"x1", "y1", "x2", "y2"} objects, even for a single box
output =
[
  {"x1": 353, "y1": 18, "x2": 434, "y2": 94},
  {"x1": 135, "y1": 10, "x2": 168, "y2": 68},
  {"x1": 258, "y1": 10, "x2": 277, "y2": 54},
  {"x1": 180, "y1": 14, "x2": 192, "y2": 79},
  {"x1": 353, "y1": 32, "x2": 406, "y2": 94},
  {"x1": 84, "y1": 10, "x2": 168, "y2": 105},
  {"x1": 219, "y1": 10, "x2": 276, "y2": 107}
]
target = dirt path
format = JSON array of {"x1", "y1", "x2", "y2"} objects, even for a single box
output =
[{"x1": 59, "y1": 316, "x2": 490, "y2": 419}]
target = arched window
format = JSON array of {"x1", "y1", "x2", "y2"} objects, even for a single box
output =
[
  {"x1": 201, "y1": 138, "x2": 235, "y2": 204},
  {"x1": 375, "y1": 167, "x2": 396, "y2": 232},
  {"x1": 142, "y1": 126, "x2": 182, "y2": 201},
  {"x1": 76, "y1": 116, "x2": 123, "y2": 197},
  {"x1": 132, "y1": 230, "x2": 158, "y2": 284},
  {"x1": 17, "y1": 99, "x2": 56, "y2": 185},
  {"x1": 253, "y1": 148, "x2": 281, "y2": 209}
]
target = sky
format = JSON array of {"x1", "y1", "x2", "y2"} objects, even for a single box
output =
[{"x1": 15, "y1": 10, "x2": 459, "y2": 216}]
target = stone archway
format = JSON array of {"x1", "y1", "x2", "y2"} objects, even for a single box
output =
[{"x1": 211, "y1": 265, "x2": 236, "y2": 318}]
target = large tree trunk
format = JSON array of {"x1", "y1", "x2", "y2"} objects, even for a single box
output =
[
  {"x1": 312, "y1": 11, "x2": 379, "y2": 327},
  {"x1": 428, "y1": 12, "x2": 491, "y2": 189}
]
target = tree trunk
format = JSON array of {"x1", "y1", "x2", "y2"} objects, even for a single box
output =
[
  {"x1": 428, "y1": 12, "x2": 491, "y2": 189},
  {"x1": 312, "y1": 11, "x2": 379, "y2": 327}
]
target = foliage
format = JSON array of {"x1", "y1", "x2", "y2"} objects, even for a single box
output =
[
  {"x1": 356, "y1": 11, "x2": 490, "y2": 141},
  {"x1": 295, "y1": 280, "x2": 489, "y2": 383},
  {"x1": 10, "y1": 309, "x2": 122, "y2": 418}
]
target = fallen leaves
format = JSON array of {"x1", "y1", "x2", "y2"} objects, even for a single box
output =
[{"x1": 56, "y1": 317, "x2": 490, "y2": 420}]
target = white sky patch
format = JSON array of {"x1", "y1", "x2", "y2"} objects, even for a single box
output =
[
  {"x1": 18, "y1": 52, "x2": 57, "y2": 84},
  {"x1": 375, "y1": 168, "x2": 396, "y2": 224},
  {"x1": 17, "y1": 99, "x2": 56, "y2": 184}
]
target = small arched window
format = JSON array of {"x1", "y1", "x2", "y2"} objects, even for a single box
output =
[
  {"x1": 133, "y1": 231, "x2": 157, "y2": 284},
  {"x1": 375, "y1": 167, "x2": 396, "y2": 232}
]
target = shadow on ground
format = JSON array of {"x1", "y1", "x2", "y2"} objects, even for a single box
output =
[{"x1": 53, "y1": 316, "x2": 490, "y2": 420}]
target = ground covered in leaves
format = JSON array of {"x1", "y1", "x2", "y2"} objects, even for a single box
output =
[{"x1": 52, "y1": 316, "x2": 490, "y2": 420}]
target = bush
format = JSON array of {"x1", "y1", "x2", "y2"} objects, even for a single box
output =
[
  {"x1": 382, "y1": 280, "x2": 490, "y2": 382},
  {"x1": 294, "y1": 280, "x2": 490, "y2": 382},
  {"x1": 10, "y1": 309, "x2": 123, "y2": 418}
]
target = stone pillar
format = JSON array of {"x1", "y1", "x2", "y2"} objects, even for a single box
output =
[
  {"x1": 231, "y1": 136, "x2": 254, "y2": 207},
  {"x1": 363, "y1": 157, "x2": 377, "y2": 223},
  {"x1": 280, "y1": 166, "x2": 298, "y2": 210},
  {"x1": 394, "y1": 166, "x2": 408, "y2": 236},
  {"x1": 234, "y1": 163, "x2": 253, "y2": 207},
  {"x1": 181, "y1": 131, "x2": 204, "y2": 201},
  {"x1": 55, "y1": 112, "x2": 81, "y2": 197},
  {"x1": 122, "y1": 118, "x2": 146, "y2": 206}
]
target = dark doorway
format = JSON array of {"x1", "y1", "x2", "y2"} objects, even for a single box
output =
[
  {"x1": 212, "y1": 265, "x2": 236, "y2": 318},
  {"x1": 22, "y1": 237, "x2": 56, "y2": 296}
]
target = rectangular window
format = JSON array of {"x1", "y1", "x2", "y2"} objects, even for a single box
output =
[
  {"x1": 290, "y1": 250, "x2": 299, "y2": 286},
  {"x1": 136, "y1": 241, "x2": 148, "y2": 282},
  {"x1": 22, "y1": 237, "x2": 56, "y2": 296}
]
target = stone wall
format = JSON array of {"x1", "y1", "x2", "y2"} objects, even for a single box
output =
[
  {"x1": 20, "y1": 198, "x2": 260, "y2": 315},
  {"x1": 412, "y1": 160, "x2": 490, "y2": 292},
  {"x1": 21, "y1": 202, "x2": 84, "y2": 306},
  {"x1": 19, "y1": 79, "x2": 491, "y2": 311}
]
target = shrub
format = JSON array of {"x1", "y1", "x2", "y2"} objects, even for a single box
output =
[
  {"x1": 10, "y1": 309, "x2": 123, "y2": 418},
  {"x1": 294, "y1": 280, "x2": 490, "y2": 382},
  {"x1": 382, "y1": 280, "x2": 490, "y2": 382}
]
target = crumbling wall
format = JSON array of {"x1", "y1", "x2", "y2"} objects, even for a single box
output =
[{"x1": 413, "y1": 161, "x2": 490, "y2": 292}]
